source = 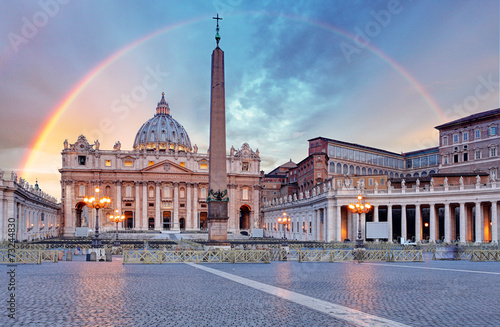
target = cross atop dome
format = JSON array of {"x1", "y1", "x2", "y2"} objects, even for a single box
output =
[{"x1": 156, "y1": 92, "x2": 170, "y2": 115}]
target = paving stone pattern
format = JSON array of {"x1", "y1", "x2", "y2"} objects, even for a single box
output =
[{"x1": 1, "y1": 254, "x2": 499, "y2": 326}]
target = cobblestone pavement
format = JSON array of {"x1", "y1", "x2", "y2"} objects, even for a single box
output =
[{"x1": 1, "y1": 255, "x2": 499, "y2": 326}]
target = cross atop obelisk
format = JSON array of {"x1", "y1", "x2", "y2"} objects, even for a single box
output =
[
  {"x1": 213, "y1": 13, "x2": 222, "y2": 47},
  {"x1": 207, "y1": 14, "x2": 229, "y2": 244}
]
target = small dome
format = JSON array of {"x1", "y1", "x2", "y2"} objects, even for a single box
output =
[{"x1": 133, "y1": 93, "x2": 192, "y2": 152}]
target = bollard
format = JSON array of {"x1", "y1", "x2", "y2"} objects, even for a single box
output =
[
  {"x1": 66, "y1": 250, "x2": 73, "y2": 261},
  {"x1": 89, "y1": 252, "x2": 97, "y2": 261},
  {"x1": 105, "y1": 252, "x2": 112, "y2": 262}
]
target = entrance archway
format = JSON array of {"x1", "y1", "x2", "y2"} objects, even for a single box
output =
[
  {"x1": 148, "y1": 218, "x2": 155, "y2": 230},
  {"x1": 163, "y1": 211, "x2": 171, "y2": 230},
  {"x1": 179, "y1": 218, "x2": 185, "y2": 230},
  {"x1": 199, "y1": 212, "x2": 207, "y2": 229},
  {"x1": 75, "y1": 202, "x2": 89, "y2": 228},
  {"x1": 124, "y1": 211, "x2": 134, "y2": 229},
  {"x1": 239, "y1": 205, "x2": 251, "y2": 230}
]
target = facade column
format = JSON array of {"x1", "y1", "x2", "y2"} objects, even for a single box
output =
[
  {"x1": 429, "y1": 204, "x2": 436, "y2": 242},
  {"x1": 401, "y1": 205, "x2": 407, "y2": 242},
  {"x1": 347, "y1": 210, "x2": 353, "y2": 241},
  {"x1": 115, "y1": 181, "x2": 122, "y2": 214},
  {"x1": 186, "y1": 183, "x2": 192, "y2": 231},
  {"x1": 228, "y1": 184, "x2": 236, "y2": 231},
  {"x1": 135, "y1": 182, "x2": 141, "y2": 230},
  {"x1": 444, "y1": 203, "x2": 451, "y2": 243},
  {"x1": 492, "y1": 201, "x2": 498, "y2": 243},
  {"x1": 459, "y1": 202, "x2": 466, "y2": 243},
  {"x1": 415, "y1": 204, "x2": 421, "y2": 242},
  {"x1": 192, "y1": 183, "x2": 199, "y2": 231},
  {"x1": 360, "y1": 213, "x2": 366, "y2": 242},
  {"x1": 387, "y1": 205, "x2": 393, "y2": 243},
  {"x1": 142, "y1": 183, "x2": 148, "y2": 230},
  {"x1": 64, "y1": 181, "x2": 74, "y2": 235},
  {"x1": 155, "y1": 182, "x2": 161, "y2": 230},
  {"x1": 335, "y1": 205, "x2": 342, "y2": 242},
  {"x1": 475, "y1": 202, "x2": 483, "y2": 243},
  {"x1": 173, "y1": 182, "x2": 179, "y2": 231}
]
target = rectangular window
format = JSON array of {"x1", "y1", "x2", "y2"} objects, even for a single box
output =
[
  {"x1": 78, "y1": 156, "x2": 86, "y2": 165},
  {"x1": 421, "y1": 156, "x2": 428, "y2": 167},
  {"x1": 354, "y1": 151, "x2": 360, "y2": 161},
  {"x1": 105, "y1": 160, "x2": 111, "y2": 167},
  {"x1": 490, "y1": 126, "x2": 498, "y2": 136},
  {"x1": 369, "y1": 178, "x2": 373, "y2": 186},
  {"x1": 348, "y1": 149, "x2": 354, "y2": 160},
  {"x1": 475, "y1": 129, "x2": 481, "y2": 139},
  {"x1": 429, "y1": 155, "x2": 437, "y2": 165},
  {"x1": 490, "y1": 148, "x2": 497, "y2": 157},
  {"x1": 309, "y1": 222, "x2": 312, "y2": 233},
  {"x1": 463, "y1": 152, "x2": 468, "y2": 162},
  {"x1": 454, "y1": 154, "x2": 459, "y2": 163},
  {"x1": 367, "y1": 153, "x2": 372, "y2": 164},
  {"x1": 342, "y1": 148, "x2": 348, "y2": 159},
  {"x1": 360, "y1": 152, "x2": 366, "y2": 162},
  {"x1": 475, "y1": 150, "x2": 481, "y2": 160},
  {"x1": 124, "y1": 160, "x2": 133, "y2": 167},
  {"x1": 412, "y1": 158, "x2": 420, "y2": 168},
  {"x1": 328, "y1": 145, "x2": 335, "y2": 156},
  {"x1": 199, "y1": 163, "x2": 208, "y2": 169},
  {"x1": 336, "y1": 146, "x2": 341, "y2": 158},
  {"x1": 463, "y1": 132, "x2": 468, "y2": 142},
  {"x1": 453, "y1": 134, "x2": 459, "y2": 143},
  {"x1": 443, "y1": 136, "x2": 448, "y2": 146},
  {"x1": 443, "y1": 156, "x2": 448, "y2": 165}
]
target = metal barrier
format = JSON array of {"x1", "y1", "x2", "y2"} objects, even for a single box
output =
[
  {"x1": 122, "y1": 249, "x2": 271, "y2": 264},
  {"x1": 470, "y1": 250, "x2": 500, "y2": 261},
  {"x1": 297, "y1": 249, "x2": 423, "y2": 262},
  {"x1": 0, "y1": 249, "x2": 59, "y2": 264}
]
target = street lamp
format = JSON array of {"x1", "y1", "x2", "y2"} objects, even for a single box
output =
[
  {"x1": 277, "y1": 212, "x2": 291, "y2": 246},
  {"x1": 109, "y1": 209, "x2": 125, "y2": 246},
  {"x1": 348, "y1": 194, "x2": 372, "y2": 248},
  {"x1": 84, "y1": 186, "x2": 111, "y2": 248}
]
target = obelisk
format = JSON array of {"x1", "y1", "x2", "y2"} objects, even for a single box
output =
[{"x1": 207, "y1": 14, "x2": 229, "y2": 243}]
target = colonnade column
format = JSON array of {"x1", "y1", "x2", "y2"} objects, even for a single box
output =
[
  {"x1": 475, "y1": 202, "x2": 483, "y2": 243},
  {"x1": 335, "y1": 205, "x2": 342, "y2": 242},
  {"x1": 186, "y1": 183, "x2": 192, "y2": 231},
  {"x1": 142, "y1": 183, "x2": 148, "y2": 230},
  {"x1": 373, "y1": 205, "x2": 379, "y2": 242},
  {"x1": 444, "y1": 203, "x2": 451, "y2": 243},
  {"x1": 429, "y1": 204, "x2": 436, "y2": 242},
  {"x1": 228, "y1": 184, "x2": 236, "y2": 231},
  {"x1": 387, "y1": 205, "x2": 393, "y2": 243},
  {"x1": 192, "y1": 183, "x2": 199, "y2": 231},
  {"x1": 415, "y1": 204, "x2": 421, "y2": 242},
  {"x1": 155, "y1": 182, "x2": 161, "y2": 230},
  {"x1": 173, "y1": 182, "x2": 179, "y2": 231},
  {"x1": 253, "y1": 185, "x2": 260, "y2": 229},
  {"x1": 492, "y1": 201, "x2": 498, "y2": 243},
  {"x1": 459, "y1": 202, "x2": 466, "y2": 243},
  {"x1": 325, "y1": 206, "x2": 332, "y2": 242},
  {"x1": 135, "y1": 182, "x2": 141, "y2": 229},
  {"x1": 401, "y1": 205, "x2": 407, "y2": 242},
  {"x1": 347, "y1": 210, "x2": 353, "y2": 241}
]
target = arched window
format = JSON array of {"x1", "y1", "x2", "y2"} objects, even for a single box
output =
[
  {"x1": 79, "y1": 185, "x2": 85, "y2": 197},
  {"x1": 355, "y1": 166, "x2": 360, "y2": 175},
  {"x1": 148, "y1": 187, "x2": 154, "y2": 198},
  {"x1": 373, "y1": 169, "x2": 378, "y2": 174},
  {"x1": 329, "y1": 162, "x2": 335, "y2": 173},
  {"x1": 242, "y1": 187, "x2": 249, "y2": 200},
  {"x1": 336, "y1": 163, "x2": 342, "y2": 174},
  {"x1": 164, "y1": 185, "x2": 172, "y2": 198},
  {"x1": 421, "y1": 171, "x2": 428, "y2": 177},
  {"x1": 367, "y1": 168, "x2": 372, "y2": 175},
  {"x1": 349, "y1": 165, "x2": 354, "y2": 175},
  {"x1": 413, "y1": 172, "x2": 420, "y2": 177},
  {"x1": 361, "y1": 167, "x2": 366, "y2": 175},
  {"x1": 180, "y1": 187, "x2": 185, "y2": 198},
  {"x1": 343, "y1": 164, "x2": 348, "y2": 175}
]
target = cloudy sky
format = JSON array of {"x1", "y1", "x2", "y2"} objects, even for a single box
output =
[{"x1": 0, "y1": 0, "x2": 498, "y2": 199}]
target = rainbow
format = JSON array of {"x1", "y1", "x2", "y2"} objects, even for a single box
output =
[{"x1": 21, "y1": 12, "x2": 445, "y2": 178}]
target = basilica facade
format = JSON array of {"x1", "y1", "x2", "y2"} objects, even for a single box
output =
[{"x1": 60, "y1": 94, "x2": 260, "y2": 237}]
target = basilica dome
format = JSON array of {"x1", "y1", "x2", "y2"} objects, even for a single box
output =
[{"x1": 133, "y1": 93, "x2": 192, "y2": 152}]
